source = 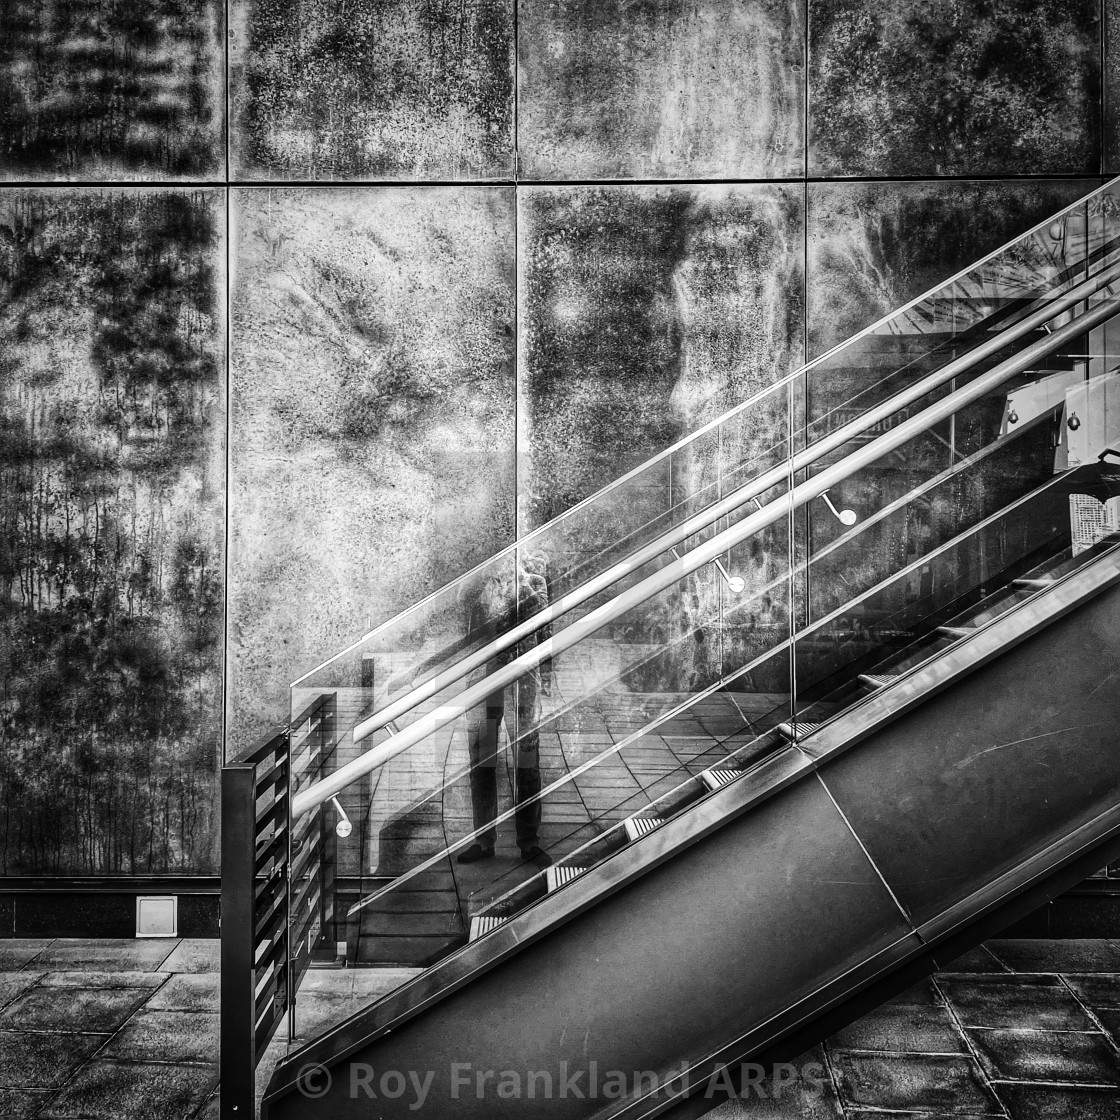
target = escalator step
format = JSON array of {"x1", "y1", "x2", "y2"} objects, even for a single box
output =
[
  {"x1": 700, "y1": 769, "x2": 740, "y2": 791},
  {"x1": 545, "y1": 865, "x2": 588, "y2": 892},
  {"x1": 468, "y1": 915, "x2": 506, "y2": 941},
  {"x1": 937, "y1": 625, "x2": 974, "y2": 638},
  {"x1": 858, "y1": 673, "x2": 899, "y2": 690},
  {"x1": 776, "y1": 721, "x2": 822, "y2": 742},
  {"x1": 624, "y1": 816, "x2": 661, "y2": 842}
]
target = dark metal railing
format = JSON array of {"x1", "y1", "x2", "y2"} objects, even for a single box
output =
[{"x1": 220, "y1": 693, "x2": 336, "y2": 1119}]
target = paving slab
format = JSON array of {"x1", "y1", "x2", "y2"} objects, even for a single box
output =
[
  {"x1": 146, "y1": 974, "x2": 219, "y2": 1013},
  {"x1": 0, "y1": 1089, "x2": 55, "y2": 1118},
  {"x1": 38, "y1": 971, "x2": 168, "y2": 991},
  {"x1": 103, "y1": 1010, "x2": 219, "y2": 1064},
  {"x1": 989, "y1": 940, "x2": 1120, "y2": 974},
  {"x1": 30, "y1": 940, "x2": 178, "y2": 974},
  {"x1": 40, "y1": 1059, "x2": 218, "y2": 1120},
  {"x1": 967, "y1": 1028, "x2": 1120, "y2": 1085},
  {"x1": 1088, "y1": 1007, "x2": 1120, "y2": 1042},
  {"x1": 830, "y1": 1001, "x2": 967, "y2": 1054},
  {"x1": 996, "y1": 1082, "x2": 1120, "y2": 1119},
  {"x1": 0, "y1": 943, "x2": 51, "y2": 971},
  {"x1": 156, "y1": 941, "x2": 219, "y2": 975},
  {"x1": 1065, "y1": 975, "x2": 1120, "y2": 1011},
  {"x1": 940, "y1": 946, "x2": 1011, "y2": 974},
  {"x1": 830, "y1": 1051, "x2": 1001, "y2": 1115},
  {"x1": 0, "y1": 974, "x2": 45, "y2": 1009},
  {"x1": 940, "y1": 975, "x2": 1098, "y2": 1031},
  {"x1": 0, "y1": 987, "x2": 150, "y2": 1034},
  {"x1": 0, "y1": 1030, "x2": 109, "y2": 1090}
]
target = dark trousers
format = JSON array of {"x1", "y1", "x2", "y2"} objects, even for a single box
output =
[{"x1": 465, "y1": 671, "x2": 542, "y2": 850}]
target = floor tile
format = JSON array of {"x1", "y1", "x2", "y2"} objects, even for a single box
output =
[
  {"x1": 29, "y1": 941, "x2": 177, "y2": 974},
  {"x1": 830, "y1": 1001, "x2": 967, "y2": 1054},
  {"x1": 1066, "y1": 976, "x2": 1120, "y2": 1011},
  {"x1": 0, "y1": 943, "x2": 50, "y2": 971},
  {"x1": 705, "y1": 1078, "x2": 842, "y2": 1118},
  {"x1": 1091, "y1": 1008, "x2": 1120, "y2": 1041},
  {"x1": 0, "y1": 974, "x2": 45, "y2": 1009},
  {"x1": 883, "y1": 980, "x2": 944, "y2": 1008},
  {"x1": 102, "y1": 1010, "x2": 219, "y2": 1065},
  {"x1": 0, "y1": 1089, "x2": 54, "y2": 1118},
  {"x1": 40, "y1": 1059, "x2": 218, "y2": 1119},
  {"x1": 989, "y1": 940, "x2": 1120, "y2": 974},
  {"x1": 38, "y1": 972, "x2": 168, "y2": 991},
  {"x1": 0, "y1": 1031, "x2": 109, "y2": 1090},
  {"x1": 845, "y1": 1114, "x2": 995, "y2": 1120},
  {"x1": 705, "y1": 1047, "x2": 841, "y2": 1119},
  {"x1": 968, "y1": 1028, "x2": 1120, "y2": 1085},
  {"x1": 155, "y1": 941, "x2": 219, "y2": 976},
  {"x1": 145, "y1": 975, "x2": 219, "y2": 1014},
  {"x1": 940, "y1": 976, "x2": 1097, "y2": 1031},
  {"x1": 830, "y1": 1051, "x2": 1000, "y2": 1114},
  {"x1": 0, "y1": 987, "x2": 149, "y2": 1034},
  {"x1": 940, "y1": 946, "x2": 1011, "y2": 974},
  {"x1": 997, "y1": 1083, "x2": 1120, "y2": 1119},
  {"x1": 195, "y1": 1092, "x2": 220, "y2": 1119}
]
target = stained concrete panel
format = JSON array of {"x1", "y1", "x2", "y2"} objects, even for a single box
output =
[
  {"x1": 518, "y1": 183, "x2": 804, "y2": 531},
  {"x1": 229, "y1": 186, "x2": 516, "y2": 753},
  {"x1": 231, "y1": 0, "x2": 515, "y2": 181},
  {"x1": 807, "y1": 179, "x2": 1099, "y2": 358},
  {"x1": 519, "y1": 0, "x2": 805, "y2": 181},
  {"x1": 0, "y1": 2, "x2": 224, "y2": 181},
  {"x1": 0, "y1": 189, "x2": 225, "y2": 875},
  {"x1": 809, "y1": 0, "x2": 1101, "y2": 178}
]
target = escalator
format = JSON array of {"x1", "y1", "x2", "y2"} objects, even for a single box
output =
[{"x1": 254, "y1": 181, "x2": 1120, "y2": 1118}]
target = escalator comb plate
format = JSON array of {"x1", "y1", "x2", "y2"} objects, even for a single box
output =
[
  {"x1": 859, "y1": 673, "x2": 899, "y2": 689},
  {"x1": 468, "y1": 915, "x2": 507, "y2": 941},
  {"x1": 546, "y1": 865, "x2": 588, "y2": 892},
  {"x1": 776, "y1": 721, "x2": 822, "y2": 741},
  {"x1": 624, "y1": 816, "x2": 661, "y2": 842},
  {"x1": 701, "y1": 769, "x2": 740, "y2": 791}
]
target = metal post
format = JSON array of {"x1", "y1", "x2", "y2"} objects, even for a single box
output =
[
  {"x1": 319, "y1": 695, "x2": 338, "y2": 953},
  {"x1": 220, "y1": 764, "x2": 257, "y2": 1119}
]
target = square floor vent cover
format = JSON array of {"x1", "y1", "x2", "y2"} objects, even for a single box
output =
[{"x1": 136, "y1": 896, "x2": 178, "y2": 938}]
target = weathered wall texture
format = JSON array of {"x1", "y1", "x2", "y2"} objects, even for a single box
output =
[
  {"x1": 0, "y1": 189, "x2": 224, "y2": 874},
  {"x1": 520, "y1": 184, "x2": 804, "y2": 528},
  {"x1": 809, "y1": 0, "x2": 1101, "y2": 177},
  {"x1": 807, "y1": 180, "x2": 1097, "y2": 358},
  {"x1": 0, "y1": 0, "x2": 224, "y2": 181},
  {"x1": 230, "y1": 0, "x2": 515, "y2": 181},
  {"x1": 0, "y1": 0, "x2": 1116, "y2": 873},
  {"x1": 518, "y1": 0, "x2": 804, "y2": 180},
  {"x1": 229, "y1": 187, "x2": 516, "y2": 752}
]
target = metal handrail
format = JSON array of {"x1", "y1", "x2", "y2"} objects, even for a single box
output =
[
  {"x1": 291, "y1": 179, "x2": 1120, "y2": 691},
  {"x1": 345, "y1": 415, "x2": 1076, "y2": 920},
  {"x1": 290, "y1": 293, "x2": 1120, "y2": 817},
  {"x1": 331, "y1": 260, "x2": 1120, "y2": 742}
]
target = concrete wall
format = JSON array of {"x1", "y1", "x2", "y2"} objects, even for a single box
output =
[{"x1": 0, "y1": 0, "x2": 1115, "y2": 872}]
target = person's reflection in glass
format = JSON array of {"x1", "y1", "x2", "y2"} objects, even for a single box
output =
[{"x1": 457, "y1": 550, "x2": 554, "y2": 870}]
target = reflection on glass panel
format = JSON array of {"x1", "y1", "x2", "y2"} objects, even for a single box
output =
[{"x1": 281, "y1": 181, "x2": 1120, "y2": 1047}]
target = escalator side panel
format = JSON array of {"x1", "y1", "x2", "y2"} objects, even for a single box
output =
[
  {"x1": 263, "y1": 582, "x2": 1120, "y2": 1120},
  {"x1": 822, "y1": 580, "x2": 1120, "y2": 929},
  {"x1": 263, "y1": 777, "x2": 917, "y2": 1119}
]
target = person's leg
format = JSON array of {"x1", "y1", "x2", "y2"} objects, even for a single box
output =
[
  {"x1": 512, "y1": 671, "x2": 544, "y2": 855},
  {"x1": 463, "y1": 685, "x2": 504, "y2": 856}
]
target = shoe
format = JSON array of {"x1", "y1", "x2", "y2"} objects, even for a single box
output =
[
  {"x1": 457, "y1": 843, "x2": 494, "y2": 864},
  {"x1": 520, "y1": 845, "x2": 553, "y2": 869}
]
